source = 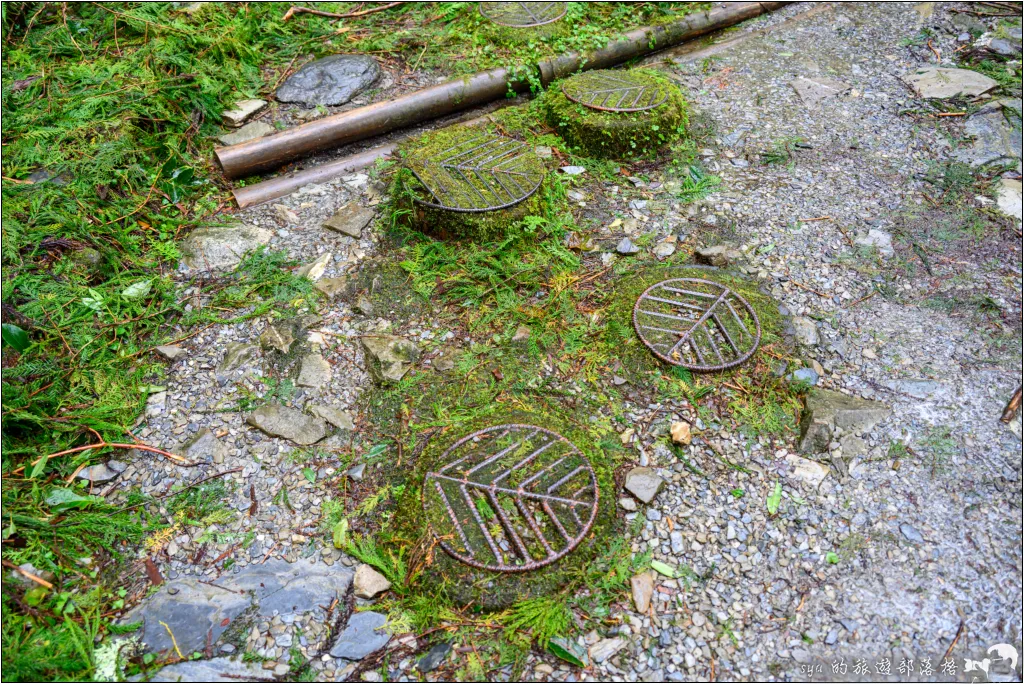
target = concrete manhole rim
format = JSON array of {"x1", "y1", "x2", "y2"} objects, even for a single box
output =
[
  {"x1": 422, "y1": 423, "x2": 600, "y2": 573},
  {"x1": 632, "y1": 277, "x2": 762, "y2": 371},
  {"x1": 561, "y1": 69, "x2": 671, "y2": 113},
  {"x1": 478, "y1": 2, "x2": 567, "y2": 28},
  {"x1": 406, "y1": 131, "x2": 546, "y2": 213}
]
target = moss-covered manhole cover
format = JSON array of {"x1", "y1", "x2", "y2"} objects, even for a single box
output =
[
  {"x1": 423, "y1": 424, "x2": 599, "y2": 572},
  {"x1": 633, "y1": 278, "x2": 762, "y2": 371},
  {"x1": 561, "y1": 69, "x2": 671, "y2": 112},
  {"x1": 478, "y1": 2, "x2": 566, "y2": 27},
  {"x1": 406, "y1": 132, "x2": 546, "y2": 213}
]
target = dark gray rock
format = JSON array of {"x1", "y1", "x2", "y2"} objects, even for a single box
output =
[
  {"x1": 417, "y1": 642, "x2": 452, "y2": 672},
  {"x1": 178, "y1": 428, "x2": 229, "y2": 464},
  {"x1": 76, "y1": 460, "x2": 128, "y2": 484},
  {"x1": 122, "y1": 579, "x2": 252, "y2": 655},
  {"x1": 276, "y1": 55, "x2": 381, "y2": 107},
  {"x1": 230, "y1": 558, "x2": 353, "y2": 617},
  {"x1": 245, "y1": 404, "x2": 328, "y2": 445},
  {"x1": 954, "y1": 98, "x2": 1022, "y2": 168},
  {"x1": 329, "y1": 611, "x2": 391, "y2": 660},
  {"x1": 130, "y1": 657, "x2": 269, "y2": 682}
]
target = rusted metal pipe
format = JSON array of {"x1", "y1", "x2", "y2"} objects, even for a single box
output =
[{"x1": 216, "y1": 2, "x2": 790, "y2": 181}]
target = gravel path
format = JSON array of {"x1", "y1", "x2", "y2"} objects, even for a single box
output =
[{"x1": 109, "y1": 2, "x2": 1021, "y2": 681}]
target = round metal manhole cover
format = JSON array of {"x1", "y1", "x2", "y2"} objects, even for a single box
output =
[
  {"x1": 407, "y1": 132, "x2": 546, "y2": 213},
  {"x1": 423, "y1": 424, "x2": 599, "y2": 572},
  {"x1": 561, "y1": 70, "x2": 670, "y2": 112},
  {"x1": 479, "y1": 2, "x2": 566, "y2": 27},
  {"x1": 633, "y1": 278, "x2": 762, "y2": 371}
]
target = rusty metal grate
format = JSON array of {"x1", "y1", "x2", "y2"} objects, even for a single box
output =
[
  {"x1": 422, "y1": 424, "x2": 599, "y2": 572},
  {"x1": 407, "y1": 132, "x2": 546, "y2": 213},
  {"x1": 479, "y1": 2, "x2": 566, "y2": 27},
  {"x1": 561, "y1": 70, "x2": 669, "y2": 112},
  {"x1": 633, "y1": 278, "x2": 761, "y2": 371}
]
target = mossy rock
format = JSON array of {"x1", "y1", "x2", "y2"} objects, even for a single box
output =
[
  {"x1": 391, "y1": 410, "x2": 617, "y2": 610},
  {"x1": 544, "y1": 68, "x2": 688, "y2": 160},
  {"x1": 391, "y1": 125, "x2": 555, "y2": 240}
]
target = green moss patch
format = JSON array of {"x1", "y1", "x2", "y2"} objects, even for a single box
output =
[{"x1": 544, "y1": 68, "x2": 688, "y2": 160}]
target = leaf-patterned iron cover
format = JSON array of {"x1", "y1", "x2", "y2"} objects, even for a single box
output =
[
  {"x1": 632, "y1": 278, "x2": 762, "y2": 371},
  {"x1": 407, "y1": 132, "x2": 546, "y2": 213},
  {"x1": 423, "y1": 424, "x2": 599, "y2": 572},
  {"x1": 478, "y1": 2, "x2": 566, "y2": 28},
  {"x1": 561, "y1": 70, "x2": 670, "y2": 112}
]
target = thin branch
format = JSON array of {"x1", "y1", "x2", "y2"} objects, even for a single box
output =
[
  {"x1": 7, "y1": 442, "x2": 195, "y2": 477},
  {"x1": 282, "y1": 2, "x2": 405, "y2": 22}
]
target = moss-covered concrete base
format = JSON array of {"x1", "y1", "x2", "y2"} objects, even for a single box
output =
[
  {"x1": 392, "y1": 126, "x2": 555, "y2": 241},
  {"x1": 544, "y1": 68, "x2": 688, "y2": 160},
  {"x1": 392, "y1": 410, "x2": 617, "y2": 610}
]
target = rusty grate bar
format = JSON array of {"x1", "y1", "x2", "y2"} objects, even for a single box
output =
[
  {"x1": 561, "y1": 70, "x2": 669, "y2": 112},
  {"x1": 479, "y1": 2, "x2": 566, "y2": 28},
  {"x1": 633, "y1": 278, "x2": 762, "y2": 371},
  {"x1": 422, "y1": 424, "x2": 599, "y2": 572},
  {"x1": 407, "y1": 132, "x2": 546, "y2": 213}
]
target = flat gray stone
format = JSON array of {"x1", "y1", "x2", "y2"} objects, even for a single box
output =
[
  {"x1": 694, "y1": 244, "x2": 744, "y2": 267},
  {"x1": 624, "y1": 467, "x2": 664, "y2": 504},
  {"x1": 324, "y1": 202, "x2": 375, "y2": 238},
  {"x1": 296, "y1": 353, "x2": 332, "y2": 388},
  {"x1": 155, "y1": 345, "x2": 186, "y2": 361},
  {"x1": 230, "y1": 558, "x2": 353, "y2": 617},
  {"x1": 260, "y1": 322, "x2": 296, "y2": 354},
  {"x1": 179, "y1": 428, "x2": 229, "y2": 464},
  {"x1": 310, "y1": 405, "x2": 355, "y2": 430},
  {"x1": 179, "y1": 224, "x2": 273, "y2": 274},
  {"x1": 899, "y1": 523, "x2": 925, "y2": 543},
  {"x1": 854, "y1": 228, "x2": 894, "y2": 257},
  {"x1": 785, "y1": 453, "x2": 830, "y2": 488},
  {"x1": 353, "y1": 564, "x2": 391, "y2": 599},
  {"x1": 246, "y1": 405, "x2": 327, "y2": 445},
  {"x1": 217, "y1": 120, "x2": 274, "y2": 146},
  {"x1": 329, "y1": 611, "x2": 391, "y2": 660},
  {"x1": 799, "y1": 389, "x2": 890, "y2": 454},
  {"x1": 361, "y1": 335, "x2": 420, "y2": 384},
  {"x1": 616, "y1": 238, "x2": 639, "y2": 255},
  {"x1": 790, "y1": 76, "x2": 850, "y2": 107},
  {"x1": 589, "y1": 637, "x2": 627, "y2": 664},
  {"x1": 902, "y1": 67, "x2": 998, "y2": 99},
  {"x1": 131, "y1": 657, "x2": 269, "y2": 682},
  {"x1": 996, "y1": 178, "x2": 1022, "y2": 226},
  {"x1": 315, "y1": 276, "x2": 348, "y2": 298},
  {"x1": 217, "y1": 342, "x2": 258, "y2": 373},
  {"x1": 276, "y1": 55, "x2": 380, "y2": 107},
  {"x1": 222, "y1": 98, "x2": 267, "y2": 127},
  {"x1": 296, "y1": 252, "x2": 331, "y2": 282},
  {"x1": 121, "y1": 579, "x2": 252, "y2": 655},
  {"x1": 789, "y1": 367, "x2": 819, "y2": 386},
  {"x1": 791, "y1": 316, "x2": 819, "y2": 346}
]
